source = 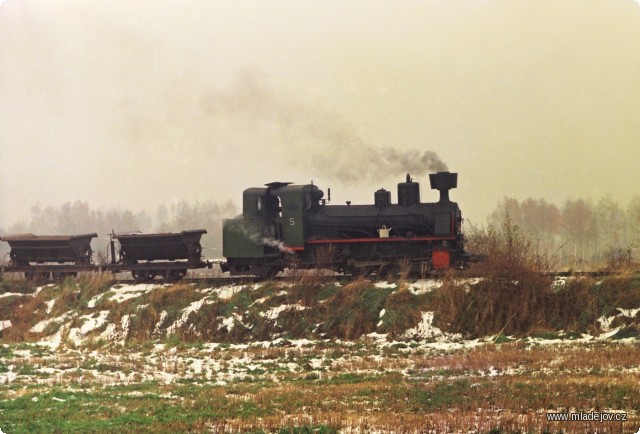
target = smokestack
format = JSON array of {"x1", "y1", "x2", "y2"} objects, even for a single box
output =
[
  {"x1": 398, "y1": 173, "x2": 420, "y2": 207},
  {"x1": 429, "y1": 172, "x2": 457, "y2": 203}
]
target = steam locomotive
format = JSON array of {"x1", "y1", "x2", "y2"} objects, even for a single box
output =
[{"x1": 223, "y1": 171, "x2": 467, "y2": 278}]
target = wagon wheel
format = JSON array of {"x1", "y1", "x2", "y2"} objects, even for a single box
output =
[
  {"x1": 53, "y1": 271, "x2": 78, "y2": 280},
  {"x1": 75, "y1": 257, "x2": 91, "y2": 266},
  {"x1": 357, "y1": 266, "x2": 376, "y2": 278},
  {"x1": 25, "y1": 271, "x2": 50, "y2": 281},
  {"x1": 132, "y1": 270, "x2": 153, "y2": 283},
  {"x1": 164, "y1": 269, "x2": 187, "y2": 283},
  {"x1": 51, "y1": 272, "x2": 66, "y2": 281}
]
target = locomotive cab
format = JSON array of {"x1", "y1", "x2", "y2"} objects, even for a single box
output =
[{"x1": 222, "y1": 183, "x2": 324, "y2": 277}]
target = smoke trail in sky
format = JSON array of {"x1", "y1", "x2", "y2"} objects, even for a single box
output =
[{"x1": 201, "y1": 70, "x2": 447, "y2": 183}]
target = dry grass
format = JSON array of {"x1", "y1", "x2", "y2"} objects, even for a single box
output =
[
  {"x1": 1, "y1": 293, "x2": 46, "y2": 343},
  {"x1": 414, "y1": 341, "x2": 640, "y2": 373},
  {"x1": 431, "y1": 218, "x2": 632, "y2": 337},
  {"x1": 320, "y1": 278, "x2": 391, "y2": 339}
]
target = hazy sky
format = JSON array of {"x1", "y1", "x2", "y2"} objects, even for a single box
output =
[{"x1": 1, "y1": 0, "x2": 639, "y2": 229}]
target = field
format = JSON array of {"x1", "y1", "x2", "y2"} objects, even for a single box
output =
[{"x1": 1, "y1": 274, "x2": 639, "y2": 433}]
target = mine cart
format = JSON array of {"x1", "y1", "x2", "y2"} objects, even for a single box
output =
[
  {"x1": 111, "y1": 229, "x2": 209, "y2": 282},
  {"x1": 0, "y1": 233, "x2": 97, "y2": 279}
]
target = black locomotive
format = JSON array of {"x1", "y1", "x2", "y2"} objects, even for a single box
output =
[{"x1": 223, "y1": 172, "x2": 467, "y2": 278}]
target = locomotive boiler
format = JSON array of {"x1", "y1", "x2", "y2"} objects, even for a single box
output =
[{"x1": 223, "y1": 172, "x2": 466, "y2": 278}]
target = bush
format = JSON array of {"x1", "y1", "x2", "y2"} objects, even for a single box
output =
[{"x1": 433, "y1": 217, "x2": 554, "y2": 337}]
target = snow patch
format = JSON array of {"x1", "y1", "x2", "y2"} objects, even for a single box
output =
[
  {"x1": 106, "y1": 283, "x2": 159, "y2": 303},
  {"x1": 154, "y1": 311, "x2": 168, "y2": 335},
  {"x1": 260, "y1": 304, "x2": 306, "y2": 321},
  {"x1": 407, "y1": 279, "x2": 442, "y2": 295},
  {"x1": 218, "y1": 313, "x2": 246, "y2": 332},
  {"x1": 45, "y1": 299, "x2": 56, "y2": 314},
  {"x1": 31, "y1": 312, "x2": 71, "y2": 333},
  {"x1": 617, "y1": 307, "x2": 640, "y2": 318},
  {"x1": 37, "y1": 326, "x2": 65, "y2": 350},
  {"x1": 208, "y1": 283, "x2": 262, "y2": 300},
  {"x1": 0, "y1": 369, "x2": 17, "y2": 384},
  {"x1": 598, "y1": 307, "x2": 640, "y2": 332},
  {"x1": 376, "y1": 309, "x2": 386, "y2": 328},
  {"x1": 0, "y1": 292, "x2": 31, "y2": 299},
  {"x1": 403, "y1": 311, "x2": 462, "y2": 342},
  {"x1": 166, "y1": 298, "x2": 213, "y2": 335},
  {"x1": 68, "y1": 311, "x2": 110, "y2": 345},
  {"x1": 99, "y1": 314, "x2": 132, "y2": 344},
  {"x1": 366, "y1": 332, "x2": 389, "y2": 342},
  {"x1": 552, "y1": 276, "x2": 569, "y2": 289}
]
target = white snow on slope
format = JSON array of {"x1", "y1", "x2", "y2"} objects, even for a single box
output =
[{"x1": 403, "y1": 311, "x2": 462, "y2": 341}]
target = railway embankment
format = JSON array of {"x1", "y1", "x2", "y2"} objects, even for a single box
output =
[{"x1": 1, "y1": 272, "x2": 639, "y2": 347}]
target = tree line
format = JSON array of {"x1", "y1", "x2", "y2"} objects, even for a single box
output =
[{"x1": 484, "y1": 195, "x2": 640, "y2": 270}]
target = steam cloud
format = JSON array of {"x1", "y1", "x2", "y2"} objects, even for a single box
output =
[
  {"x1": 227, "y1": 216, "x2": 294, "y2": 254},
  {"x1": 202, "y1": 71, "x2": 447, "y2": 183}
]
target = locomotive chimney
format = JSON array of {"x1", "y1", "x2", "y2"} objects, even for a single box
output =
[
  {"x1": 398, "y1": 173, "x2": 420, "y2": 207},
  {"x1": 429, "y1": 172, "x2": 457, "y2": 203}
]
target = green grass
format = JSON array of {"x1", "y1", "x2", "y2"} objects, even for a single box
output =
[
  {"x1": 0, "y1": 384, "x2": 243, "y2": 433},
  {"x1": 1, "y1": 341, "x2": 639, "y2": 432}
]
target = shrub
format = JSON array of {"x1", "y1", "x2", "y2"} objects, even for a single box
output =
[{"x1": 433, "y1": 217, "x2": 554, "y2": 337}]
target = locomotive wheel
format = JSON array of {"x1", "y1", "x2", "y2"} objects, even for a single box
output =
[
  {"x1": 376, "y1": 263, "x2": 398, "y2": 279},
  {"x1": 419, "y1": 261, "x2": 431, "y2": 278},
  {"x1": 252, "y1": 265, "x2": 280, "y2": 280},
  {"x1": 264, "y1": 267, "x2": 279, "y2": 280}
]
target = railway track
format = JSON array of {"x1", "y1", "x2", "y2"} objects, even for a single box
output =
[
  {"x1": 109, "y1": 275, "x2": 347, "y2": 285},
  {"x1": 0, "y1": 269, "x2": 625, "y2": 286},
  {"x1": 0, "y1": 265, "x2": 632, "y2": 285}
]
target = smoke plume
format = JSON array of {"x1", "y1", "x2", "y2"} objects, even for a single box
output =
[{"x1": 201, "y1": 71, "x2": 447, "y2": 183}]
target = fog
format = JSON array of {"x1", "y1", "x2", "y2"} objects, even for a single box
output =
[{"x1": 1, "y1": 0, "x2": 639, "y2": 230}]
